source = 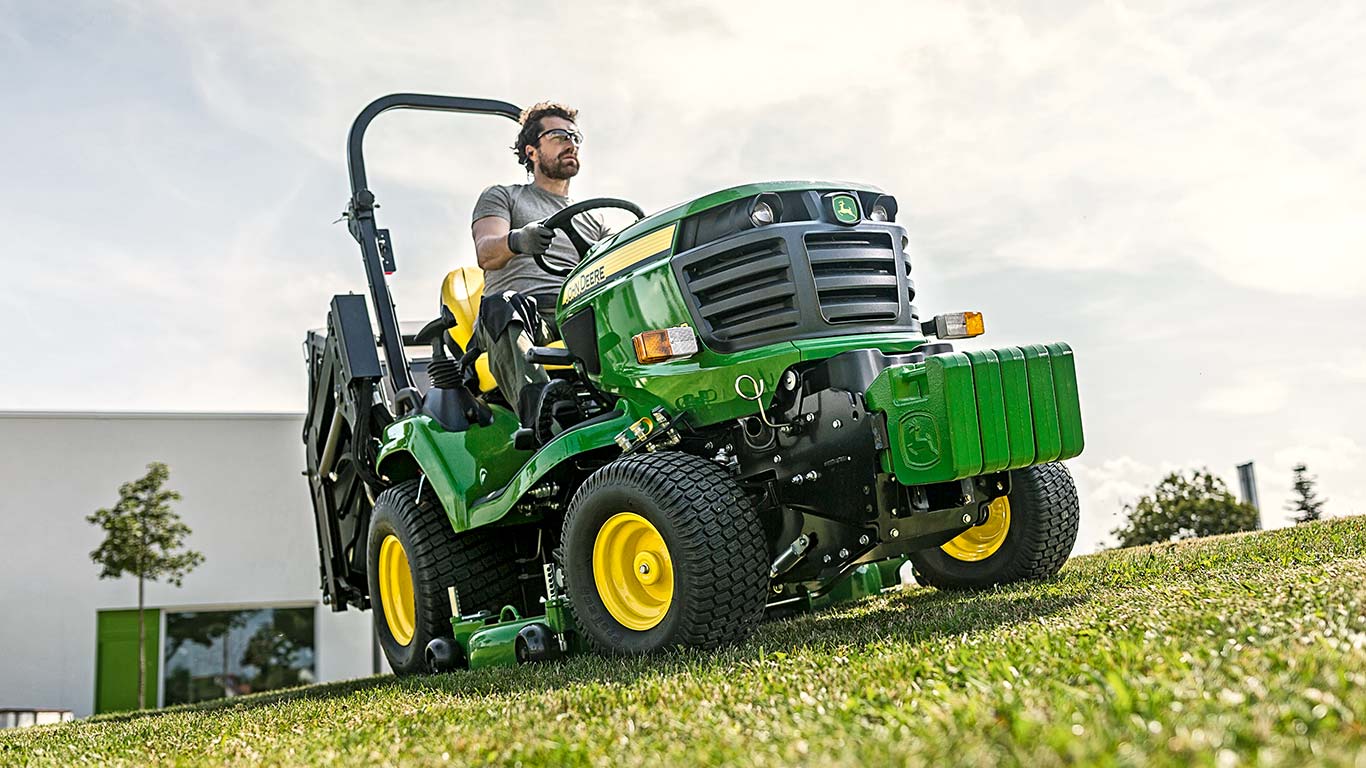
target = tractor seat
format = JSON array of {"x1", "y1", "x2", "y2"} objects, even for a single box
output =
[{"x1": 439, "y1": 267, "x2": 572, "y2": 394}]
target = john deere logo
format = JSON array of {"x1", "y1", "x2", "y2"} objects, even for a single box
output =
[
  {"x1": 900, "y1": 412, "x2": 941, "y2": 469},
  {"x1": 832, "y1": 194, "x2": 859, "y2": 224}
]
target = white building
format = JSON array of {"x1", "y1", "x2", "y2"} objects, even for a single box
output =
[{"x1": 0, "y1": 411, "x2": 376, "y2": 719}]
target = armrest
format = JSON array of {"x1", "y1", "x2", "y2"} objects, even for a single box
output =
[{"x1": 525, "y1": 345, "x2": 577, "y2": 365}]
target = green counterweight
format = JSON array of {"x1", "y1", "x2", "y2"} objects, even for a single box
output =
[{"x1": 864, "y1": 343, "x2": 1084, "y2": 485}]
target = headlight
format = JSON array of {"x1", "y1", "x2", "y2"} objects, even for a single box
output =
[
  {"x1": 870, "y1": 194, "x2": 898, "y2": 222},
  {"x1": 748, "y1": 193, "x2": 783, "y2": 227}
]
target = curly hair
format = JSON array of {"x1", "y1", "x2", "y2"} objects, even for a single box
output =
[{"x1": 513, "y1": 101, "x2": 579, "y2": 172}]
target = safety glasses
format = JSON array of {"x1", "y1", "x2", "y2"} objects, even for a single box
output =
[{"x1": 537, "y1": 127, "x2": 584, "y2": 147}]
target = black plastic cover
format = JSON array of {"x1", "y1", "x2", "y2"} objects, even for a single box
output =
[
  {"x1": 670, "y1": 221, "x2": 920, "y2": 353},
  {"x1": 559, "y1": 307, "x2": 601, "y2": 375}
]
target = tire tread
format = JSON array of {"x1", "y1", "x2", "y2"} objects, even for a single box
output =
[{"x1": 563, "y1": 451, "x2": 769, "y2": 651}]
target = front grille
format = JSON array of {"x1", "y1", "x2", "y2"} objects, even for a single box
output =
[
  {"x1": 678, "y1": 238, "x2": 800, "y2": 346},
  {"x1": 805, "y1": 231, "x2": 900, "y2": 323},
  {"x1": 673, "y1": 224, "x2": 919, "y2": 353}
]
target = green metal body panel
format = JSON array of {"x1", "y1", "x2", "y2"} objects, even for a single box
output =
[
  {"x1": 378, "y1": 403, "x2": 638, "y2": 532},
  {"x1": 461, "y1": 404, "x2": 637, "y2": 527},
  {"x1": 793, "y1": 332, "x2": 927, "y2": 361},
  {"x1": 375, "y1": 406, "x2": 531, "y2": 531},
  {"x1": 864, "y1": 343, "x2": 1084, "y2": 485},
  {"x1": 586, "y1": 259, "x2": 805, "y2": 427}
]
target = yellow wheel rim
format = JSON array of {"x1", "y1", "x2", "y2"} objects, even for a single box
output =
[
  {"x1": 378, "y1": 534, "x2": 416, "y2": 646},
  {"x1": 592, "y1": 512, "x2": 674, "y2": 631},
  {"x1": 941, "y1": 496, "x2": 1012, "y2": 562}
]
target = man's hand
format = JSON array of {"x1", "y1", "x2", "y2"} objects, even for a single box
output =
[{"x1": 507, "y1": 221, "x2": 555, "y2": 256}]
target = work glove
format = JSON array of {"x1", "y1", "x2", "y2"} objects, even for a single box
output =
[{"x1": 507, "y1": 221, "x2": 555, "y2": 256}]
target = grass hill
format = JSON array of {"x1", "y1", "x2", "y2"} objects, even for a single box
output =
[{"x1": 5, "y1": 516, "x2": 1364, "y2": 767}]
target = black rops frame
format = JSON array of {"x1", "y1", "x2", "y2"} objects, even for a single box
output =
[{"x1": 344, "y1": 94, "x2": 522, "y2": 396}]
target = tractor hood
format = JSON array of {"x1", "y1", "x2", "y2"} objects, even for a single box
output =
[
  {"x1": 560, "y1": 180, "x2": 894, "y2": 315},
  {"x1": 584, "y1": 180, "x2": 885, "y2": 261}
]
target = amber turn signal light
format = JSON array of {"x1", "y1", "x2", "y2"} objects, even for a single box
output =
[
  {"x1": 927, "y1": 312, "x2": 985, "y2": 339},
  {"x1": 632, "y1": 326, "x2": 700, "y2": 364}
]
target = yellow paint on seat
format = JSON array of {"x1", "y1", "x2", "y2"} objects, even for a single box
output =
[{"x1": 439, "y1": 266, "x2": 573, "y2": 394}]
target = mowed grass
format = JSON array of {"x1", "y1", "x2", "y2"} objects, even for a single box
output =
[{"x1": 6, "y1": 518, "x2": 1366, "y2": 767}]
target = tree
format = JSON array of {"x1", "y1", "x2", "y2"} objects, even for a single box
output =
[
  {"x1": 1111, "y1": 469, "x2": 1260, "y2": 549},
  {"x1": 1287, "y1": 463, "x2": 1327, "y2": 524},
  {"x1": 87, "y1": 462, "x2": 204, "y2": 709}
]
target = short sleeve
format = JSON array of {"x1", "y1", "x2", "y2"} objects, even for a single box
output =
[{"x1": 472, "y1": 185, "x2": 514, "y2": 224}]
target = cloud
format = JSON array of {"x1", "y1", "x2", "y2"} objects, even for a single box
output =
[
  {"x1": 1273, "y1": 435, "x2": 1364, "y2": 479},
  {"x1": 1198, "y1": 379, "x2": 1291, "y2": 416}
]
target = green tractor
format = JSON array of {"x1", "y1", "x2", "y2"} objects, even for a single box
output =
[{"x1": 304, "y1": 94, "x2": 1084, "y2": 675}]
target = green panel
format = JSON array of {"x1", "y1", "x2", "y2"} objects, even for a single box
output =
[
  {"x1": 586, "y1": 259, "x2": 804, "y2": 427},
  {"x1": 1046, "y1": 342, "x2": 1085, "y2": 460},
  {"x1": 376, "y1": 405, "x2": 532, "y2": 532},
  {"x1": 965, "y1": 349, "x2": 1010, "y2": 473},
  {"x1": 95, "y1": 609, "x2": 160, "y2": 714},
  {"x1": 1021, "y1": 345, "x2": 1063, "y2": 463},
  {"x1": 379, "y1": 403, "x2": 635, "y2": 532},
  {"x1": 995, "y1": 347, "x2": 1036, "y2": 469}
]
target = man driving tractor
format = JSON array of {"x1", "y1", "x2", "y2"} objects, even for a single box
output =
[
  {"x1": 470, "y1": 101, "x2": 608, "y2": 445},
  {"x1": 308, "y1": 93, "x2": 1085, "y2": 673}
]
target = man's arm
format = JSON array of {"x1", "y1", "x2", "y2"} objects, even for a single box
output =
[
  {"x1": 473, "y1": 216, "x2": 515, "y2": 271},
  {"x1": 474, "y1": 217, "x2": 557, "y2": 270}
]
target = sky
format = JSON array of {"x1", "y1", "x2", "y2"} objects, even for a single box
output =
[{"x1": 2, "y1": 0, "x2": 1362, "y2": 551}]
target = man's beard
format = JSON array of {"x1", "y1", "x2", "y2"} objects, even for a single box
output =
[{"x1": 537, "y1": 153, "x2": 579, "y2": 180}]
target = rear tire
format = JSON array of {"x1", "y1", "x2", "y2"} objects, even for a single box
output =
[
  {"x1": 561, "y1": 452, "x2": 769, "y2": 655},
  {"x1": 909, "y1": 462, "x2": 1080, "y2": 590},
  {"x1": 366, "y1": 479, "x2": 527, "y2": 674}
]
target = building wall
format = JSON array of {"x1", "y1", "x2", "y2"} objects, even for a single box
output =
[{"x1": 0, "y1": 412, "x2": 376, "y2": 718}]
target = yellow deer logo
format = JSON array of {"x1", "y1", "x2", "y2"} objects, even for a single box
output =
[{"x1": 833, "y1": 195, "x2": 858, "y2": 223}]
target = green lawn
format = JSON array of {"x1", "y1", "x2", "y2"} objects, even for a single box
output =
[{"x1": 6, "y1": 517, "x2": 1366, "y2": 767}]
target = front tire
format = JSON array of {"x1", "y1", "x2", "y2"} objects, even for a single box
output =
[
  {"x1": 561, "y1": 452, "x2": 769, "y2": 655},
  {"x1": 909, "y1": 462, "x2": 1080, "y2": 590},
  {"x1": 366, "y1": 479, "x2": 526, "y2": 674}
]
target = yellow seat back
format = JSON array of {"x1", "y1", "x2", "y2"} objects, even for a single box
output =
[
  {"x1": 438, "y1": 266, "x2": 570, "y2": 393},
  {"x1": 438, "y1": 267, "x2": 496, "y2": 392},
  {"x1": 440, "y1": 267, "x2": 485, "y2": 353}
]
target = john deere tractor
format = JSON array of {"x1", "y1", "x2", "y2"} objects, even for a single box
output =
[{"x1": 303, "y1": 95, "x2": 1084, "y2": 675}]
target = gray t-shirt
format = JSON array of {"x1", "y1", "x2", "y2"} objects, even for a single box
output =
[{"x1": 472, "y1": 183, "x2": 609, "y2": 305}]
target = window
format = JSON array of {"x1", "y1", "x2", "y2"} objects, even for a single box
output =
[{"x1": 163, "y1": 606, "x2": 315, "y2": 706}]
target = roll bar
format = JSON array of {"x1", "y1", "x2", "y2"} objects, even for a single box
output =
[{"x1": 344, "y1": 94, "x2": 522, "y2": 394}]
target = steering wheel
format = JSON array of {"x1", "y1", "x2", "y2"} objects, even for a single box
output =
[{"x1": 536, "y1": 197, "x2": 646, "y2": 276}]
